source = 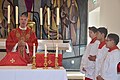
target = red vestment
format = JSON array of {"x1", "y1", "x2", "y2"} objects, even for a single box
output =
[
  {"x1": 85, "y1": 77, "x2": 92, "y2": 80},
  {"x1": 6, "y1": 27, "x2": 38, "y2": 63},
  {"x1": 117, "y1": 62, "x2": 120, "y2": 72}
]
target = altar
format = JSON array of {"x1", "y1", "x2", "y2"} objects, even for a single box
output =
[
  {"x1": 0, "y1": 66, "x2": 68, "y2": 80},
  {"x1": 0, "y1": 39, "x2": 68, "y2": 80}
]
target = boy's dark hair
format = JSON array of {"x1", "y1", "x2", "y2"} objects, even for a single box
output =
[
  {"x1": 88, "y1": 26, "x2": 97, "y2": 33},
  {"x1": 97, "y1": 27, "x2": 108, "y2": 38},
  {"x1": 20, "y1": 12, "x2": 28, "y2": 17},
  {"x1": 107, "y1": 33, "x2": 119, "y2": 45}
]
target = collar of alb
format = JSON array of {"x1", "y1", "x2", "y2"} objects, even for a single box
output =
[{"x1": 19, "y1": 26, "x2": 27, "y2": 30}]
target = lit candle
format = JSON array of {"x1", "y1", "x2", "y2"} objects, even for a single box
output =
[
  {"x1": 56, "y1": 44, "x2": 58, "y2": 57},
  {"x1": 47, "y1": 8, "x2": 50, "y2": 25},
  {"x1": 16, "y1": 6, "x2": 18, "y2": 24},
  {"x1": 56, "y1": 8, "x2": 59, "y2": 25},
  {"x1": 51, "y1": 0, "x2": 53, "y2": 4},
  {"x1": 33, "y1": 43, "x2": 36, "y2": 57},
  {"x1": 45, "y1": 44, "x2": 47, "y2": 57},
  {"x1": 40, "y1": 8, "x2": 43, "y2": 25},
  {"x1": 8, "y1": 5, "x2": 10, "y2": 24}
]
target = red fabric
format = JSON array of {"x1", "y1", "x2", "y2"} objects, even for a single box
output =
[
  {"x1": 117, "y1": 62, "x2": 120, "y2": 72},
  {"x1": 90, "y1": 37, "x2": 97, "y2": 44},
  {"x1": 24, "y1": 0, "x2": 34, "y2": 12},
  {"x1": 0, "y1": 52, "x2": 27, "y2": 66},
  {"x1": 85, "y1": 77, "x2": 92, "y2": 80},
  {"x1": 36, "y1": 53, "x2": 62, "y2": 67},
  {"x1": 6, "y1": 27, "x2": 38, "y2": 63},
  {"x1": 98, "y1": 40, "x2": 106, "y2": 49},
  {"x1": 35, "y1": 54, "x2": 44, "y2": 67},
  {"x1": 108, "y1": 46, "x2": 119, "y2": 52}
]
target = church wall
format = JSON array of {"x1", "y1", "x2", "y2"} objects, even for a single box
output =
[
  {"x1": 100, "y1": 0, "x2": 120, "y2": 47},
  {"x1": 88, "y1": 0, "x2": 120, "y2": 47}
]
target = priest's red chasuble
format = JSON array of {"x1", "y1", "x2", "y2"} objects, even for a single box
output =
[{"x1": 6, "y1": 27, "x2": 38, "y2": 63}]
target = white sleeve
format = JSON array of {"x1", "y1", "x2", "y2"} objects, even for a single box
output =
[
  {"x1": 25, "y1": 43, "x2": 29, "y2": 54},
  {"x1": 80, "y1": 45, "x2": 90, "y2": 73},
  {"x1": 12, "y1": 43, "x2": 18, "y2": 52}
]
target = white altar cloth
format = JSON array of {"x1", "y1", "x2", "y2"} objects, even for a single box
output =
[{"x1": 0, "y1": 66, "x2": 68, "y2": 80}]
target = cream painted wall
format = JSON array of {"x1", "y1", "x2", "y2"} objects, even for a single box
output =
[
  {"x1": 88, "y1": 7, "x2": 100, "y2": 27},
  {"x1": 100, "y1": 0, "x2": 120, "y2": 47},
  {"x1": 88, "y1": 7, "x2": 100, "y2": 44},
  {"x1": 88, "y1": 0, "x2": 120, "y2": 47}
]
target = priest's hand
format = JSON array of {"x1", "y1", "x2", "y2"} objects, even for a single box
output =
[
  {"x1": 96, "y1": 75, "x2": 104, "y2": 80},
  {"x1": 18, "y1": 40, "x2": 26, "y2": 47},
  {"x1": 88, "y1": 55, "x2": 96, "y2": 61}
]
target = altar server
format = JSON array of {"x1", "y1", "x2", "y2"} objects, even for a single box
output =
[
  {"x1": 88, "y1": 27, "x2": 108, "y2": 80},
  {"x1": 97, "y1": 33, "x2": 120, "y2": 80},
  {"x1": 80, "y1": 26, "x2": 99, "y2": 80}
]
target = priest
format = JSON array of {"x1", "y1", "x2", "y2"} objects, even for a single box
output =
[{"x1": 6, "y1": 12, "x2": 38, "y2": 63}]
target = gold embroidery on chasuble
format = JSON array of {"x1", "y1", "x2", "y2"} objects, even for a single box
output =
[
  {"x1": 15, "y1": 29, "x2": 31, "y2": 42},
  {"x1": 26, "y1": 34, "x2": 30, "y2": 40},
  {"x1": 16, "y1": 32, "x2": 20, "y2": 38},
  {"x1": 15, "y1": 29, "x2": 31, "y2": 57}
]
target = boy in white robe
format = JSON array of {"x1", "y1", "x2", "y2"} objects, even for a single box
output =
[
  {"x1": 88, "y1": 27, "x2": 108, "y2": 80},
  {"x1": 97, "y1": 33, "x2": 120, "y2": 80},
  {"x1": 80, "y1": 26, "x2": 99, "y2": 80}
]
